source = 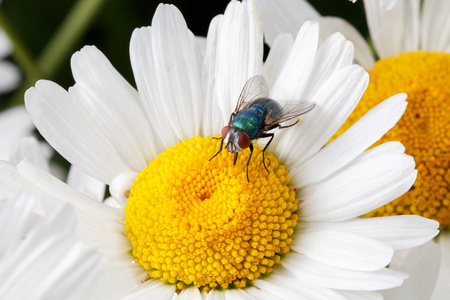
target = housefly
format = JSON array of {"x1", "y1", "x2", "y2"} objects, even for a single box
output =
[{"x1": 210, "y1": 75, "x2": 316, "y2": 181}]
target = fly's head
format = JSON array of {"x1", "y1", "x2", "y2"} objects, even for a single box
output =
[{"x1": 221, "y1": 126, "x2": 251, "y2": 153}]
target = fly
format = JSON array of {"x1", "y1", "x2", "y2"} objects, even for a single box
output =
[{"x1": 210, "y1": 75, "x2": 316, "y2": 181}]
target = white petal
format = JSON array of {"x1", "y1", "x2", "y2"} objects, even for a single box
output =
[
  {"x1": 299, "y1": 145, "x2": 416, "y2": 222},
  {"x1": 0, "y1": 29, "x2": 12, "y2": 58},
  {"x1": 0, "y1": 191, "x2": 36, "y2": 257},
  {"x1": 0, "y1": 202, "x2": 103, "y2": 300},
  {"x1": 207, "y1": 288, "x2": 262, "y2": 300},
  {"x1": 291, "y1": 230, "x2": 394, "y2": 271},
  {"x1": 0, "y1": 106, "x2": 34, "y2": 160},
  {"x1": 205, "y1": 289, "x2": 226, "y2": 300},
  {"x1": 302, "y1": 32, "x2": 354, "y2": 100},
  {"x1": 364, "y1": 0, "x2": 420, "y2": 57},
  {"x1": 70, "y1": 46, "x2": 158, "y2": 169},
  {"x1": 291, "y1": 93, "x2": 407, "y2": 188},
  {"x1": 431, "y1": 232, "x2": 450, "y2": 299},
  {"x1": 255, "y1": 0, "x2": 375, "y2": 68},
  {"x1": 379, "y1": 0, "x2": 401, "y2": 10},
  {"x1": 10, "y1": 137, "x2": 50, "y2": 172},
  {"x1": 177, "y1": 285, "x2": 202, "y2": 300},
  {"x1": 92, "y1": 258, "x2": 150, "y2": 300},
  {"x1": 254, "y1": 0, "x2": 320, "y2": 47},
  {"x1": 351, "y1": 140, "x2": 406, "y2": 162},
  {"x1": 239, "y1": 287, "x2": 283, "y2": 300},
  {"x1": 336, "y1": 290, "x2": 383, "y2": 300},
  {"x1": 274, "y1": 65, "x2": 368, "y2": 167},
  {"x1": 282, "y1": 252, "x2": 407, "y2": 290},
  {"x1": 122, "y1": 279, "x2": 176, "y2": 300},
  {"x1": 201, "y1": 15, "x2": 225, "y2": 135},
  {"x1": 253, "y1": 273, "x2": 347, "y2": 299},
  {"x1": 270, "y1": 21, "x2": 319, "y2": 101},
  {"x1": 299, "y1": 215, "x2": 439, "y2": 251},
  {"x1": 15, "y1": 160, "x2": 124, "y2": 226},
  {"x1": 0, "y1": 160, "x2": 41, "y2": 200},
  {"x1": 66, "y1": 165, "x2": 106, "y2": 202},
  {"x1": 25, "y1": 80, "x2": 132, "y2": 184},
  {"x1": 204, "y1": 0, "x2": 264, "y2": 134},
  {"x1": 420, "y1": 0, "x2": 450, "y2": 52},
  {"x1": 316, "y1": 16, "x2": 375, "y2": 69},
  {"x1": 130, "y1": 4, "x2": 203, "y2": 148},
  {"x1": 196, "y1": 36, "x2": 207, "y2": 57},
  {"x1": 0, "y1": 61, "x2": 21, "y2": 93},
  {"x1": 382, "y1": 241, "x2": 441, "y2": 300},
  {"x1": 263, "y1": 33, "x2": 294, "y2": 89}
]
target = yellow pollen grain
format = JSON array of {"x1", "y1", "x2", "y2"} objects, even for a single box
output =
[
  {"x1": 332, "y1": 51, "x2": 450, "y2": 228},
  {"x1": 124, "y1": 136, "x2": 298, "y2": 290}
]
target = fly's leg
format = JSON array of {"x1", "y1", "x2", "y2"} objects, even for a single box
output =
[
  {"x1": 246, "y1": 143, "x2": 254, "y2": 182},
  {"x1": 259, "y1": 133, "x2": 274, "y2": 174},
  {"x1": 209, "y1": 138, "x2": 224, "y2": 161},
  {"x1": 228, "y1": 112, "x2": 236, "y2": 124},
  {"x1": 278, "y1": 119, "x2": 299, "y2": 129},
  {"x1": 267, "y1": 120, "x2": 299, "y2": 131},
  {"x1": 260, "y1": 120, "x2": 299, "y2": 172}
]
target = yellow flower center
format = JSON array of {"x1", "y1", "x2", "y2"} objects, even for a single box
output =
[
  {"x1": 333, "y1": 51, "x2": 450, "y2": 228},
  {"x1": 124, "y1": 136, "x2": 298, "y2": 291}
]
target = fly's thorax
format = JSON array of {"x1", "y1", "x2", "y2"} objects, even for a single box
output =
[
  {"x1": 249, "y1": 104, "x2": 265, "y2": 115},
  {"x1": 230, "y1": 107, "x2": 264, "y2": 139}
]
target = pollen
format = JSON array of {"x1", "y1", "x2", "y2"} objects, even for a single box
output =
[
  {"x1": 333, "y1": 51, "x2": 450, "y2": 228},
  {"x1": 124, "y1": 136, "x2": 298, "y2": 291}
]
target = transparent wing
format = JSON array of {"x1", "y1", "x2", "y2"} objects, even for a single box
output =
[
  {"x1": 263, "y1": 100, "x2": 316, "y2": 130},
  {"x1": 234, "y1": 75, "x2": 270, "y2": 113}
]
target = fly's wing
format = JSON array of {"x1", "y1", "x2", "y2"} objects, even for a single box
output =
[
  {"x1": 263, "y1": 100, "x2": 316, "y2": 130},
  {"x1": 234, "y1": 75, "x2": 270, "y2": 114}
]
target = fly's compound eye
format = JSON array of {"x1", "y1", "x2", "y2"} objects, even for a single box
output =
[
  {"x1": 238, "y1": 132, "x2": 251, "y2": 149},
  {"x1": 221, "y1": 126, "x2": 231, "y2": 139}
]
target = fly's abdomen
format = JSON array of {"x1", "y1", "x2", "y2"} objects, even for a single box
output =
[{"x1": 231, "y1": 108, "x2": 263, "y2": 139}]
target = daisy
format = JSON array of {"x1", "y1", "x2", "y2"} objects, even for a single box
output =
[
  {"x1": 9, "y1": 0, "x2": 439, "y2": 298},
  {"x1": 255, "y1": 0, "x2": 450, "y2": 229},
  {"x1": 0, "y1": 191, "x2": 103, "y2": 299}
]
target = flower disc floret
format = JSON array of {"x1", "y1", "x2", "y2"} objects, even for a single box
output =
[
  {"x1": 333, "y1": 51, "x2": 450, "y2": 228},
  {"x1": 124, "y1": 136, "x2": 298, "y2": 291}
]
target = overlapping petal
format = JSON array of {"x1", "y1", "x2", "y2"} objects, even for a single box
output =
[{"x1": 130, "y1": 4, "x2": 203, "y2": 149}]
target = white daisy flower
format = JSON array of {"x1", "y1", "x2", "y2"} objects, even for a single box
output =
[
  {"x1": 0, "y1": 191, "x2": 103, "y2": 299},
  {"x1": 7, "y1": 0, "x2": 439, "y2": 298}
]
